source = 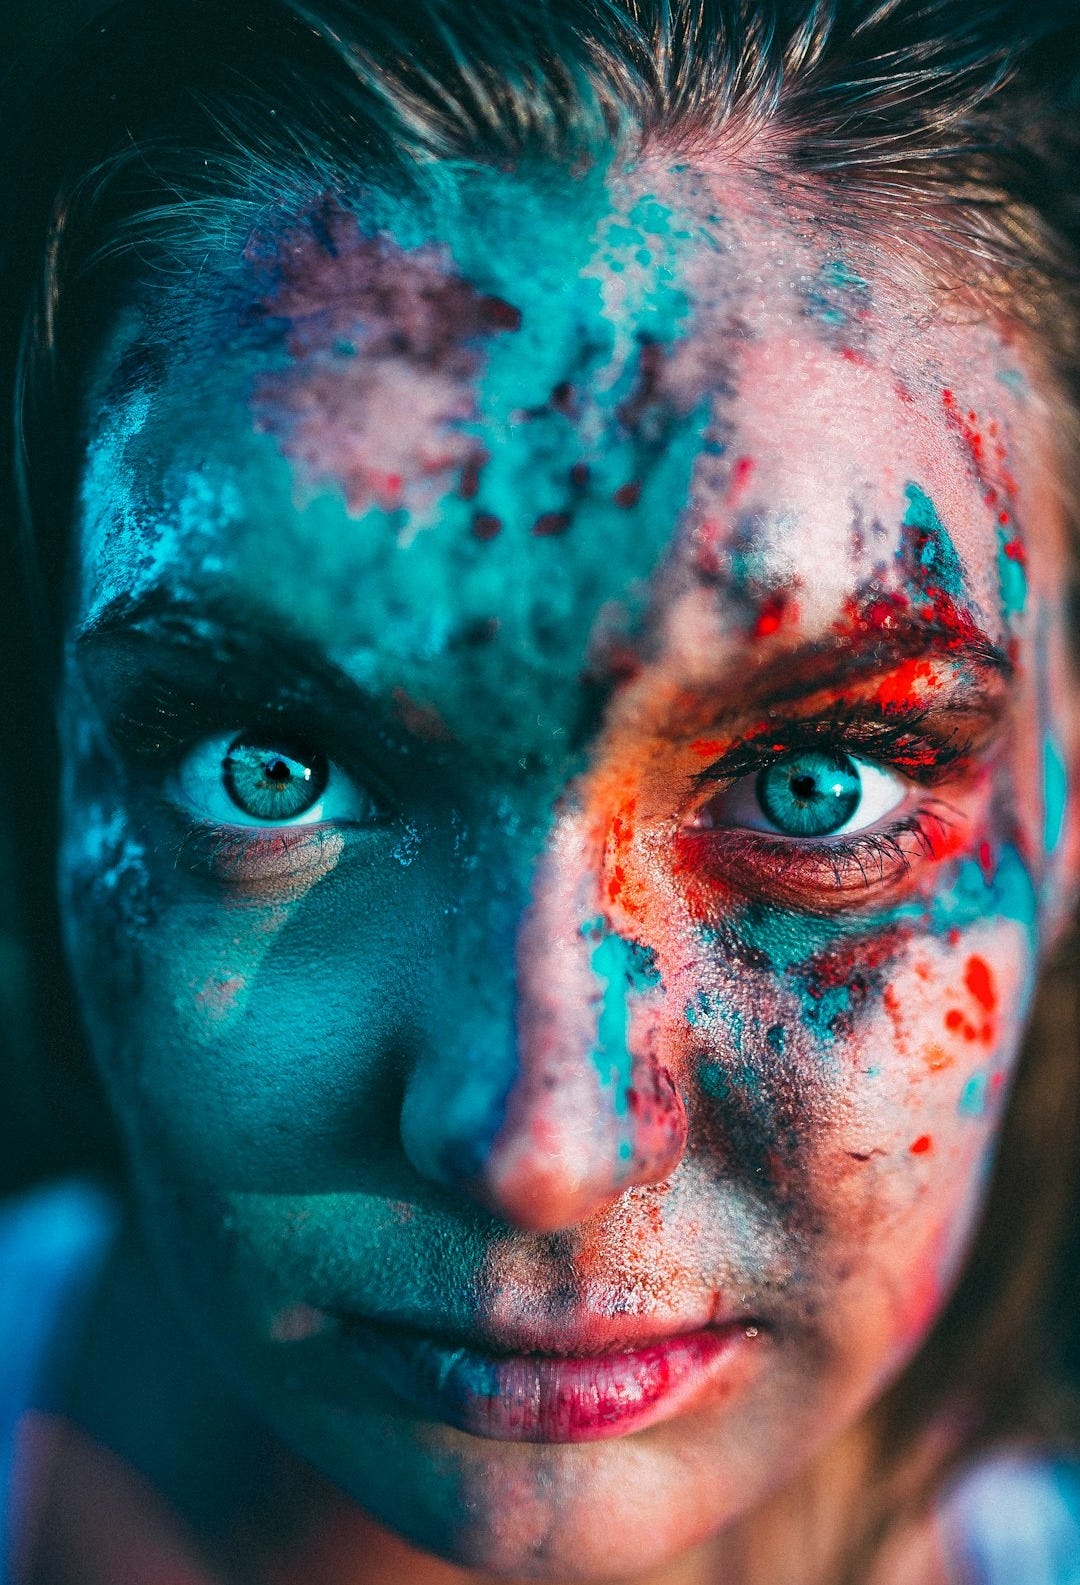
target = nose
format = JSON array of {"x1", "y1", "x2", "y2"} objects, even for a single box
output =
[{"x1": 398, "y1": 813, "x2": 688, "y2": 1232}]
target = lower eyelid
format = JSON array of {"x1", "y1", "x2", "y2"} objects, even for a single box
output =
[
  {"x1": 676, "y1": 801, "x2": 966, "y2": 910},
  {"x1": 172, "y1": 814, "x2": 357, "y2": 886}
]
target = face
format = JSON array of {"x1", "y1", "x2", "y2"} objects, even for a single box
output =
[{"x1": 60, "y1": 157, "x2": 1078, "y2": 1578}]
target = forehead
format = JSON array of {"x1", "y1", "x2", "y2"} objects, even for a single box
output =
[{"x1": 74, "y1": 159, "x2": 1047, "y2": 740}]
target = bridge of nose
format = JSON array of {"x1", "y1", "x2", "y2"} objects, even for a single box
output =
[{"x1": 397, "y1": 799, "x2": 689, "y2": 1232}]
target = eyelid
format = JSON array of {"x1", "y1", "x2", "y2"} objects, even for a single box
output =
[
  {"x1": 99, "y1": 664, "x2": 408, "y2": 816},
  {"x1": 686, "y1": 700, "x2": 997, "y2": 791}
]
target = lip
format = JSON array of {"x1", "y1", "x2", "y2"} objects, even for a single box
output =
[{"x1": 338, "y1": 1316, "x2": 764, "y2": 1443}]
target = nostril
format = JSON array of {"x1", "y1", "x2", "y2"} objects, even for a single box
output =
[
  {"x1": 626, "y1": 1061, "x2": 689, "y2": 1181},
  {"x1": 398, "y1": 1058, "x2": 513, "y2": 1199}
]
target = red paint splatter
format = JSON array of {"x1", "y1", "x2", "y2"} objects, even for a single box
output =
[
  {"x1": 752, "y1": 590, "x2": 798, "y2": 641},
  {"x1": 692, "y1": 518, "x2": 724, "y2": 579},
  {"x1": 883, "y1": 982, "x2": 907, "y2": 1052},
  {"x1": 941, "y1": 388, "x2": 1020, "y2": 505},
  {"x1": 727, "y1": 455, "x2": 755, "y2": 507},
  {"x1": 480, "y1": 296, "x2": 523, "y2": 332},
  {"x1": 910, "y1": 1135, "x2": 932, "y2": 1154},
  {"x1": 964, "y1": 956, "x2": 997, "y2": 1014},
  {"x1": 569, "y1": 462, "x2": 590, "y2": 490},
  {"x1": 604, "y1": 797, "x2": 641, "y2": 914},
  {"x1": 873, "y1": 657, "x2": 940, "y2": 712},
  {"x1": 392, "y1": 688, "x2": 452, "y2": 741},
  {"x1": 613, "y1": 481, "x2": 642, "y2": 509},
  {"x1": 533, "y1": 510, "x2": 572, "y2": 537}
]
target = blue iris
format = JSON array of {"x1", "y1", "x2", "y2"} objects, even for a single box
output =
[
  {"x1": 755, "y1": 749, "x2": 861, "y2": 837},
  {"x1": 223, "y1": 736, "x2": 327, "y2": 821}
]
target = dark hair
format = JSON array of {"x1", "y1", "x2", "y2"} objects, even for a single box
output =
[{"x1": 3, "y1": 1, "x2": 1080, "y2": 1574}]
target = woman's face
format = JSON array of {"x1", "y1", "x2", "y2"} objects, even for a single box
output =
[{"x1": 60, "y1": 160, "x2": 1078, "y2": 1577}]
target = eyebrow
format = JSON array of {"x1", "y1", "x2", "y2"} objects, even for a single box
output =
[
  {"x1": 686, "y1": 611, "x2": 1014, "y2": 718},
  {"x1": 79, "y1": 587, "x2": 348, "y2": 672},
  {"x1": 73, "y1": 587, "x2": 402, "y2": 744},
  {"x1": 75, "y1": 581, "x2": 1015, "y2": 744}
]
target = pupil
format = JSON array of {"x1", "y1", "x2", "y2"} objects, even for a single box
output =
[{"x1": 755, "y1": 749, "x2": 861, "y2": 838}]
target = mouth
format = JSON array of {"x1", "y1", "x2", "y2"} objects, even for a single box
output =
[{"x1": 335, "y1": 1314, "x2": 766, "y2": 1443}]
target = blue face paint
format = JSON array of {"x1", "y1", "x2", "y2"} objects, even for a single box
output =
[
  {"x1": 930, "y1": 846, "x2": 1039, "y2": 949},
  {"x1": 958, "y1": 1071, "x2": 988, "y2": 1118},
  {"x1": 1043, "y1": 734, "x2": 1069, "y2": 857},
  {"x1": 584, "y1": 918, "x2": 662, "y2": 1126},
  {"x1": 996, "y1": 529, "x2": 1028, "y2": 620},
  {"x1": 804, "y1": 258, "x2": 869, "y2": 329},
  {"x1": 902, "y1": 483, "x2": 966, "y2": 604}
]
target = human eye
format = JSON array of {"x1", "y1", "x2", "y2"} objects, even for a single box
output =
[
  {"x1": 173, "y1": 730, "x2": 379, "y2": 829},
  {"x1": 692, "y1": 748, "x2": 906, "y2": 839},
  {"x1": 677, "y1": 709, "x2": 986, "y2": 910},
  {"x1": 166, "y1": 728, "x2": 389, "y2": 884}
]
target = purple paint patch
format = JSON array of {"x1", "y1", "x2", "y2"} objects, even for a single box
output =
[{"x1": 248, "y1": 202, "x2": 522, "y2": 517}]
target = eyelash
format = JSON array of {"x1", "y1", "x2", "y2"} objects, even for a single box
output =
[
  {"x1": 688, "y1": 705, "x2": 974, "y2": 791},
  {"x1": 116, "y1": 678, "x2": 986, "y2": 898},
  {"x1": 110, "y1": 683, "x2": 397, "y2": 883},
  {"x1": 689, "y1": 802, "x2": 960, "y2": 893}
]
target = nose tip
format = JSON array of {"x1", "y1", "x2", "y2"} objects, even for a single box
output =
[{"x1": 477, "y1": 1052, "x2": 689, "y2": 1233}]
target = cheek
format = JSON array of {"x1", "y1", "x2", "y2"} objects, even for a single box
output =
[
  {"x1": 587, "y1": 749, "x2": 1037, "y2": 1351},
  {"x1": 59, "y1": 736, "x2": 513, "y2": 1190}
]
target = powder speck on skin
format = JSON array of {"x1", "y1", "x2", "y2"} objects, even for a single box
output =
[{"x1": 958, "y1": 1072, "x2": 988, "y2": 1118}]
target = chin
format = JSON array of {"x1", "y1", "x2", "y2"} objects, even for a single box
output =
[{"x1": 271, "y1": 1391, "x2": 766, "y2": 1582}]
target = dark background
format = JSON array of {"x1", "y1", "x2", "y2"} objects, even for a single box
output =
[
  {"x1": 1, "y1": 1, "x2": 105, "y2": 65},
  {"x1": 1, "y1": 3, "x2": 121, "y2": 1196}
]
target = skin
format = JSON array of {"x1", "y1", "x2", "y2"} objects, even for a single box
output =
[{"x1": 51, "y1": 155, "x2": 1080, "y2": 1584}]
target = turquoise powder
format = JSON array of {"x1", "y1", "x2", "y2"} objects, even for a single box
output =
[{"x1": 1043, "y1": 735, "x2": 1068, "y2": 857}]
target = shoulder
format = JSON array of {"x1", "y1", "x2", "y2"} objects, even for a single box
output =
[
  {"x1": 935, "y1": 1449, "x2": 1080, "y2": 1584},
  {"x1": 0, "y1": 1180, "x2": 117, "y2": 1370},
  {"x1": 0, "y1": 1181, "x2": 118, "y2": 1567},
  {"x1": 0, "y1": 1179, "x2": 118, "y2": 1423}
]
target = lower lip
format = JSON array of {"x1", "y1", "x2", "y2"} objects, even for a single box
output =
[{"x1": 340, "y1": 1319, "x2": 762, "y2": 1443}]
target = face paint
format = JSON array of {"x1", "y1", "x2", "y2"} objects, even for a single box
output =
[{"x1": 59, "y1": 155, "x2": 1077, "y2": 1580}]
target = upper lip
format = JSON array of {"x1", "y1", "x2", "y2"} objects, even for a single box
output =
[{"x1": 334, "y1": 1306, "x2": 760, "y2": 1360}]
